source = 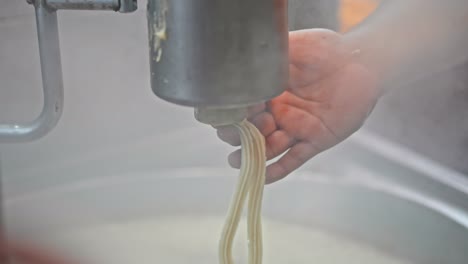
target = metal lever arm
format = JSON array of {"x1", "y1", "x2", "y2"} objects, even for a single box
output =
[
  {"x1": 0, "y1": 1, "x2": 63, "y2": 143},
  {"x1": 0, "y1": 0, "x2": 137, "y2": 143}
]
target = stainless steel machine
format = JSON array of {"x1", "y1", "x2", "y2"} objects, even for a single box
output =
[{"x1": 0, "y1": 0, "x2": 288, "y2": 142}]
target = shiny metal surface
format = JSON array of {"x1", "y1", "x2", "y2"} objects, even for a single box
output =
[
  {"x1": 44, "y1": 0, "x2": 136, "y2": 12},
  {"x1": 46, "y1": 0, "x2": 119, "y2": 11},
  {"x1": 194, "y1": 107, "x2": 248, "y2": 126},
  {"x1": 118, "y1": 0, "x2": 137, "y2": 13},
  {"x1": 147, "y1": 0, "x2": 289, "y2": 108},
  {"x1": 0, "y1": 0, "x2": 64, "y2": 142}
]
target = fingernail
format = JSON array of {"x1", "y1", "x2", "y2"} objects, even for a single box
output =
[{"x1": 228, "y1": 155, "x2": 241, "y2": 168}]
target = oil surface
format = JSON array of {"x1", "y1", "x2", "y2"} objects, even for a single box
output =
[{"x1": 52, "y1": 216, "x2": 411, "y2": 264}]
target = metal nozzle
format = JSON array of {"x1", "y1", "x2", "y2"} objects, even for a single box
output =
[{"x1": 195, "y1": 107, "x2": 248, "y2": 127}]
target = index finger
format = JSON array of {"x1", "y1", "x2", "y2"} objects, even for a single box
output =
[{"x1": 265, "y1": 141, "x2": 320, "y2": 184}]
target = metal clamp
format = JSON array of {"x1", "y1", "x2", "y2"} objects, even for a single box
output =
[{"x1": 0, "y1": 0, "x2": 137, "y2": 143}]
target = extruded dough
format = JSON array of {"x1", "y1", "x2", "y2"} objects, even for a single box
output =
[{"x1": 219, "y1": 120, "x2": 266, "y2": 264}]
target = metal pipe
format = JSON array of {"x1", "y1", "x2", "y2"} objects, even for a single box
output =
[
  {"x1": 0, "y1": 1, "x2": 64, "y2": 142},
  {"x1": 46, "y1": 0, "x2": 119, "y2": 11},
  {"x1": 118, "y1": 0, "x2": 137, "y2": 13},
  {"x1": 45, "y1": 0, "x2": 137, "y2": 13}
]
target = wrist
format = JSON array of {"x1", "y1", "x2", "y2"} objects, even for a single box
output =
[{"x1": 342, "y1": 28, "x2": 399, "y2": 95}]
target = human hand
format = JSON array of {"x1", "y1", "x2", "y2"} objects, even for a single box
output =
[{"x1": 217, "y1": 29, "x2": 380, "y2": 184}]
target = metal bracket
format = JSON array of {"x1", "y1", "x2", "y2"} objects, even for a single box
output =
[
  {"x1": 0, "y1": 0, "x2": 137, "y2": 143},
  {"x1": 44, "y1": 0, "x2": 137, "y2": 13}
]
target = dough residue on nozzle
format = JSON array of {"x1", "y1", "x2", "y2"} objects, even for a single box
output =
[{"x1": 150, "y1": 0, "x2": 168, "y2": 62}]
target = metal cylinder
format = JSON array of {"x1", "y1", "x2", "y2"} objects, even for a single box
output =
[{"x1": 147, "y1": 0, "x2": 288, "y2": 108}]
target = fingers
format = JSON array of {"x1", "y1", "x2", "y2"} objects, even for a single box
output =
[
  {"x1": 269, "y1": 103, "x2": 317, "y2": 141},
  {"x1": 265, "y1": 130, "x2": 295, "y2": 160},
  {"x1": 216, "y1": 105, "x2": 273, "y2": 147},
  {"x1": 249, "y1": 112, "x2": 276, "y2": 138},
  {"x1": 269, "y1": 101, "x2": 338, "y2": 145},
  {"x1": 217, "y1": 126, "x2": 241, "y2": 146},
  {"x1": 266, "y1": 141, "x2": 319, "y2": 184},
  {"x1": 247, "y1": 103, "x2": 266, "y2": 117},
  {"x1": 227, "y1": 130, "x2": 294, "y2": 169}
]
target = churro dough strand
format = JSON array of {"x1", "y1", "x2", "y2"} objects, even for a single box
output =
[
  {"x1": 218, "y1": 120, "x2": 266, "y2": 264},
  {"x1": 219, "y1": 120, "x2": 256, "y2": 264},
  {"x1": 246, "y1": 121, "x2": 266, "y2": 264}
]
